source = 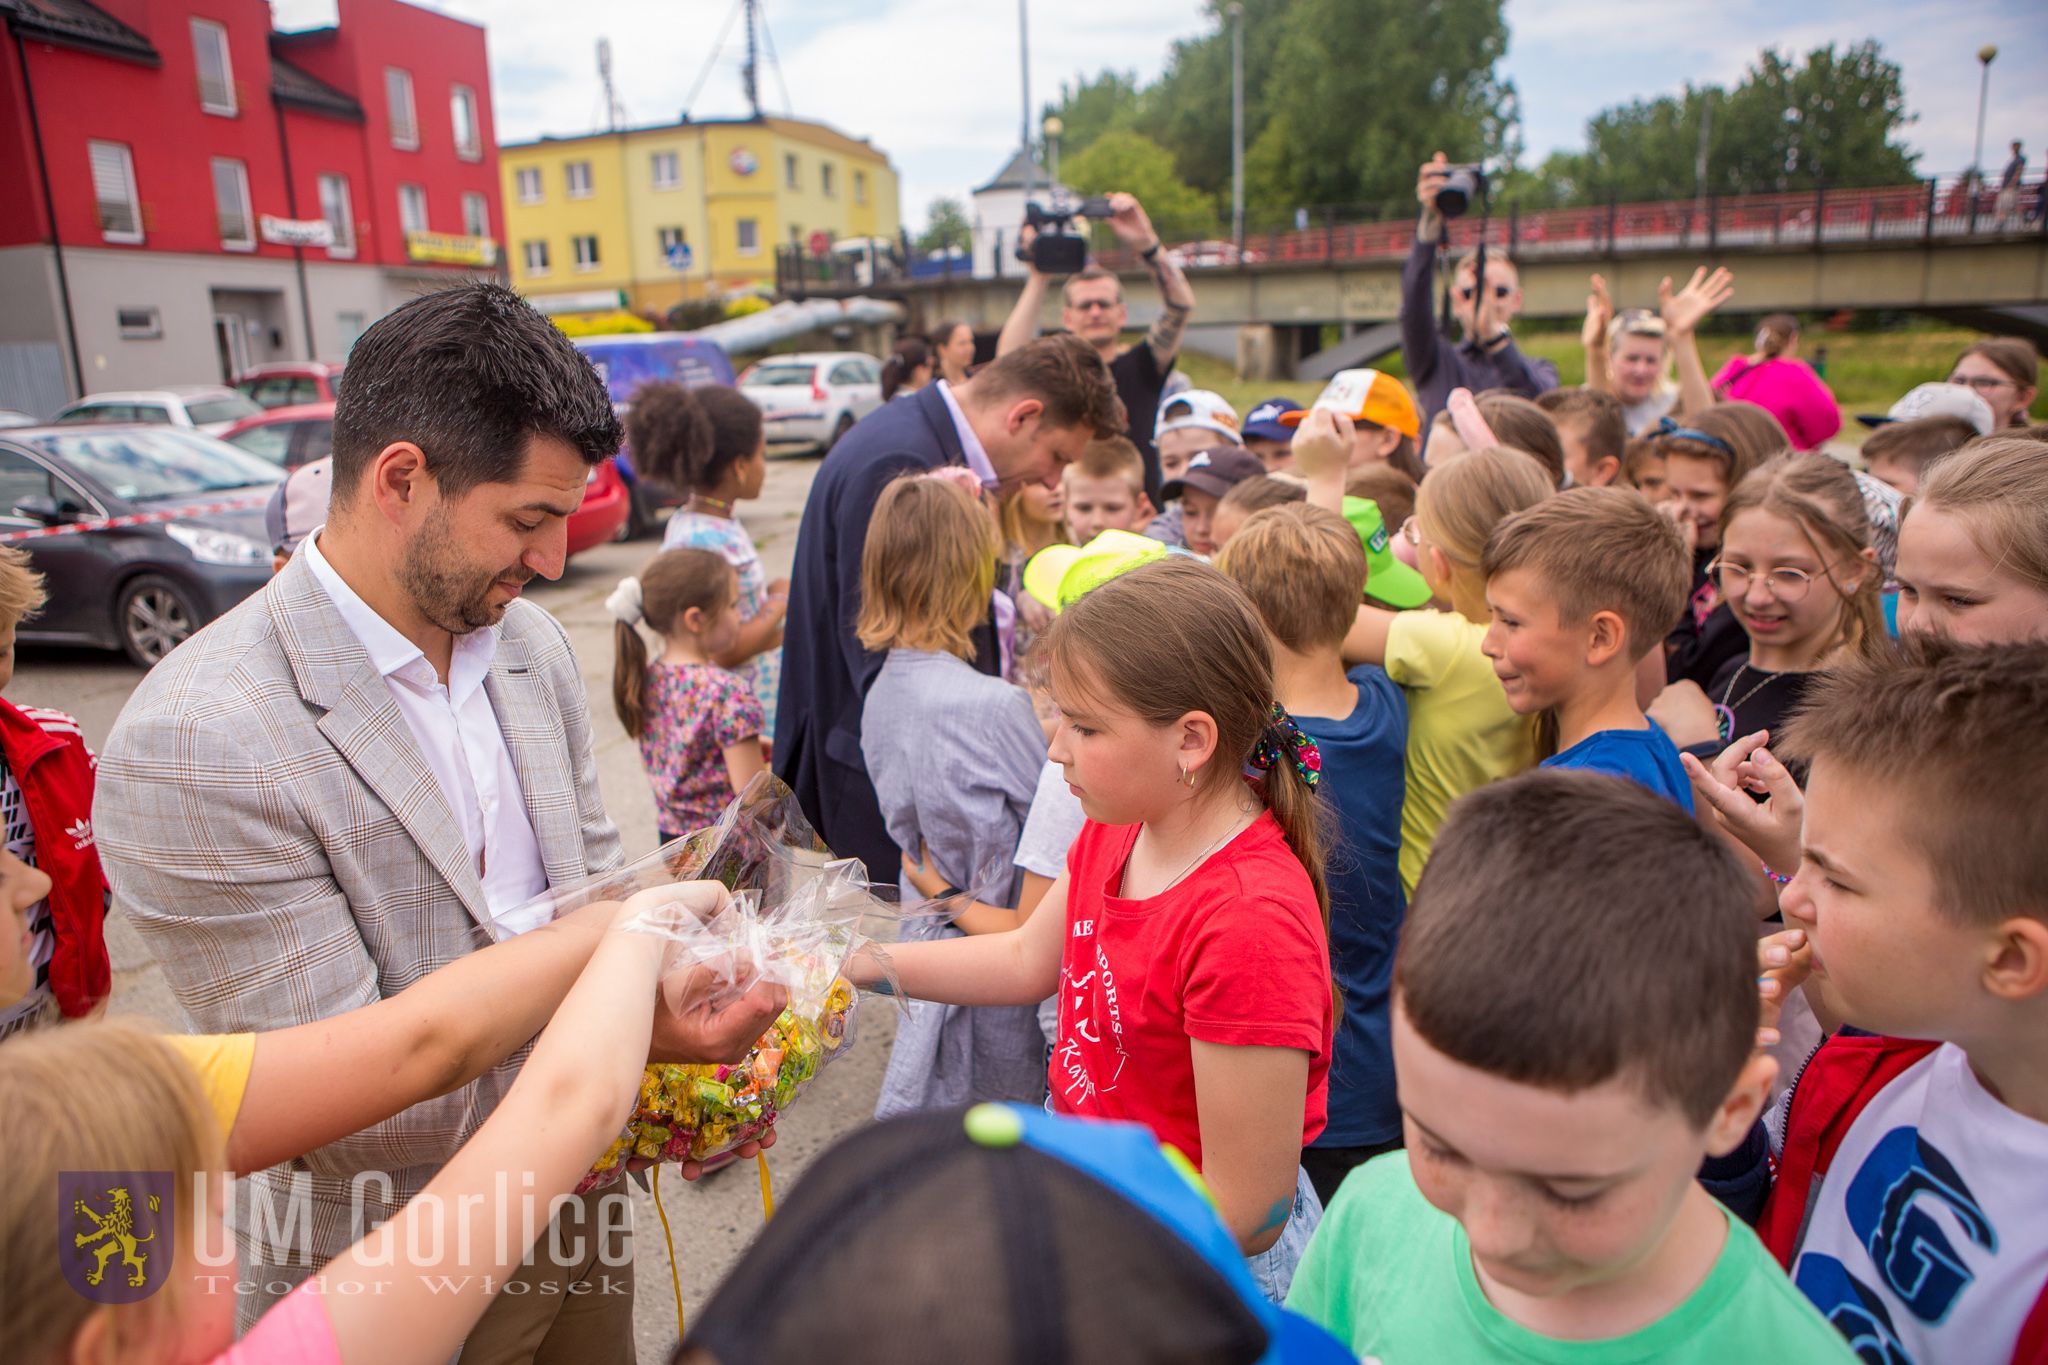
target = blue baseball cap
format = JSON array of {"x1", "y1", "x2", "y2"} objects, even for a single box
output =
[
  {"x1": 1243, "y1": 397, "x2": 1304, "y2": 442},
  {"x1": 683, "y1": 1103, "x2": 1353, "y2": 1365}
]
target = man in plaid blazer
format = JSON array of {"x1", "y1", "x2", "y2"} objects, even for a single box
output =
[{"x1": 96, "y1": 285, "x2": 645, "y2": 1361}]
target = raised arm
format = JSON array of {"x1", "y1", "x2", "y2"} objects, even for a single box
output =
[
  {"x1": 1583, "y1": 273, "x2": 1615, "y2": 394},
  {"x1": 1660, "y1": 266, "x2": 1734, "y2": 421},
  {"x1": 996, "y1": 234, "x2": 1053, "y2": 358},
  {"x1": 1102, "y1": 193, "x2": 1195, "y2": 368},
  {"x1": 1400, "y1": 155, "x2": 1454, "y2": 392}
]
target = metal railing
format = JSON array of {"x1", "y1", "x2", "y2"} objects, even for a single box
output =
[{"x1": 775, "y1": 171, "x2": 2046, "y2": 294}]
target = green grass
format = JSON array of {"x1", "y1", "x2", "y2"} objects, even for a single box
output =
[{"x1": 1171, "y1": 325, "x2": 1990, "y2": 449}]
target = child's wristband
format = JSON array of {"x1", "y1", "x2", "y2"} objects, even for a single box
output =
[{"x1": 1762, "y1": 864, "x2": 1792, "y2": 886}]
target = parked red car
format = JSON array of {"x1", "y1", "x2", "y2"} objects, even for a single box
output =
[
  {"x1": 567, "y1": 457, "x2": 629, "y2": 556},
  {"x1": 220, "y1": 402, "x2": 335, "y2": 468},
  {"x1": 235, "y1": 362, "x2": 345, "y2": 410}
]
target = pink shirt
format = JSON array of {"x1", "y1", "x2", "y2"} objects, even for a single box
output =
[
  {"x1": 1710, "y1": 356, "x2": 1842, "y2": 451},
  {"x1": 206, "y1": 1282, "x2": 341, "y2": 1365}
]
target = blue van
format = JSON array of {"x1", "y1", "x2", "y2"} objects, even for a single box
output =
[{"x1": 572, "y1": 333, "x2": 737, "y2": 538}]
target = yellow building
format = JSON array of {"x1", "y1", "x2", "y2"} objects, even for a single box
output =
[{"x1": 500, "y1": 115, "x2": 899, "y2": 317}]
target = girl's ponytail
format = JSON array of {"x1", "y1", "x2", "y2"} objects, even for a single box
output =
[{"x1": 610, "y1": 576, "x2": 652, "y2": 739}]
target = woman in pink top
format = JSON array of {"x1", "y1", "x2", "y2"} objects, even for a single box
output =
[{"x1": 1711, "y1": 313, "x2": 1842, "y2": 451}]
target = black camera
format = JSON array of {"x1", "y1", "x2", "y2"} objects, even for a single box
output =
[
  {"x1": 1435, "y1": 164, "x2": 1488, "y2": 219},
  {"x1": 1015, "y1": 196, "x2": 1115, "y2": 274}
]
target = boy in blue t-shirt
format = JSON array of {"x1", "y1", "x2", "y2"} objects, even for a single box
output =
[
  {"x1": 1286, "y1": 770, "x2": 1852, "y2": 1362},
  {"x1": 1217, "y1": 503, "x2": 1409, "y2": 1207},
  {"x1": 1479, "y1": 486, "x2": 1695, "y2": 812}
]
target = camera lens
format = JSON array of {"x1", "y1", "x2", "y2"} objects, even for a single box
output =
[{"x1": 1436, "y1": 167, "x2": 1478, "y2": 219}]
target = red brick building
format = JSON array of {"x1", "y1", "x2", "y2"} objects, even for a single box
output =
[{"x1": 0, "y1": 0, "x2": 502, "y2": 414}]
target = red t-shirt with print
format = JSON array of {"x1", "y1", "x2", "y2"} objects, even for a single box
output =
[{"x1": 1049, "y1": 812, "x2": 1333, "y2": 1169}]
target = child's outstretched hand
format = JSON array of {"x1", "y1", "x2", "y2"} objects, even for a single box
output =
[
  {"x1": 1755, "y1": 928, "x2": 1811, "y2": 1051},
  {"x1": 1681, "y1": 731, "x2": 1804, "y2": 878},
  {"x1": 1289, "y1": 406, "x2": 1352, "y2": 482}
]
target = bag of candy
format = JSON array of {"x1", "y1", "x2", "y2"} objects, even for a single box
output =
[{"x1": 484, "y1": 774, "x2": 895, "y2": 1192}]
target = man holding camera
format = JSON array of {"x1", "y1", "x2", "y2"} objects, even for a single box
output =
[
  {"x1": 997, "y1": 191, "x2": 1196, "y2": 506},
  {"x1": 1401, "y1": 152, "x2": 1557, "y2": 435}
]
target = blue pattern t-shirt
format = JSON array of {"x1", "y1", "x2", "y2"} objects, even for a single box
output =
[{"x1": 1542, "y1": 720, "x2": 1695, "y2": 814}]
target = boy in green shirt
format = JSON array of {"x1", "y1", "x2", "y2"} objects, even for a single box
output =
[{"x1": 1286, "y1": 768, "x2": 1852, "y2": 1362}]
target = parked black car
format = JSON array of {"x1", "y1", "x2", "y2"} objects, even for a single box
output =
[{"x1": 1, "y1": 426, "x2": 283, "y2": 666}]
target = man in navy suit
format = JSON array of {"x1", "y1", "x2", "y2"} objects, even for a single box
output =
[{"x1": 774, "y1": 333, "x2": 1123, "y2": 878}]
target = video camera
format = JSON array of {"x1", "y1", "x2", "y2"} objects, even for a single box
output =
[
  {"x1": 1434, "y1": 164, "x2": 1489, "y2": 219},
  {"x1": 1015, "y1": 196, "x2": 1116, "y2": 275}
]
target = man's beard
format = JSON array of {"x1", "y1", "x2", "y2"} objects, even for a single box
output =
[{"x1": 396, "y1": 504, "x2": 528, "y2": 635}]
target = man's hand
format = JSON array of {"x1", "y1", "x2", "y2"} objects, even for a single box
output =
[
  {"x1": 1106, "y1": 192, "x2": 1158, "y2": 252},
  {"x1": 1659, "y1": 266, "x2": 1734, "y2": 337},
  {"x1": 1015, "y1": 221, "x2": 1044, "y2": 280},
  {"x1": 647, "y1": 963, "x2": 787, "y2": 1065},
  {"x1": 1582, "y1": 273, "x2": 1614, "y2": 352},
  {"x1": 1415, "y1": 152, "x2": 1451, "y2": 212}
]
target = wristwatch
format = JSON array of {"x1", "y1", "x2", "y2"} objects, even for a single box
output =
[
  {"x1": 1484, "y1": 326, "x2": 1513, "y2": 351},
  {"x1": 1140, "y1": 240, "x2": 1162, "y2": 262}
]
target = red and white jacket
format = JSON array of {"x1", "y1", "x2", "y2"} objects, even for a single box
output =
[
  {"x1": 1759, "y1": 1033, "x2": 2048, "y2": 1365},
  {"x1": 0, "y1": 699, "x2": 109, "y2": 1016}
]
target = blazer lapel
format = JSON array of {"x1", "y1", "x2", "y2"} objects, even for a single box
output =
[
  {"x1": 269, "y1": 556, "x2": 494, "y2": 927},
  {"x1": 482, "y1": 633, "x2": 585, "y2": 888}
]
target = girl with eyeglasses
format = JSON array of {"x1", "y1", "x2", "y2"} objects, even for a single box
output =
[
  {"x1": 1947, "y1": 337, "x2": 2039, "y2": 431},
  {"x1": 1657, "y1": 452, "x2": 1885, "y2": 756}
]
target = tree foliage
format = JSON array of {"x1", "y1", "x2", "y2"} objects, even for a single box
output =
[
  {"x1": 917, "y1": 196, "x2": 972, "y2": 253},
  {"x1": 1041, "y1": 69, "x2": 1143, "y2": 163},
  {"x1": 1505, "y1": 42, "x2": 1917, "y2": 207}
]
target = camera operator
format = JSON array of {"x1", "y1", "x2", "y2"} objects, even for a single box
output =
[
  {"x1": 1401, "y1": 151, "x2": 1557, "y2": 438},
  {"x1": 997, "y1": 191, "x2": 1195, "y2": 506}
]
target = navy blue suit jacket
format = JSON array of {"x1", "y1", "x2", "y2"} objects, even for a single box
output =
[{"x1": 772, "y1": 384, "x2": 999, "y2": 878}]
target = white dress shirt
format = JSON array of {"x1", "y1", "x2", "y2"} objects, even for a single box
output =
[
  {"x1": 936, "y1": 379, "x2": 1000, "y2": 488},
  {"x1": 303, "y1": 530, "x2": 550, "y2": 932}
]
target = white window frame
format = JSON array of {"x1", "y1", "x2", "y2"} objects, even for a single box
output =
[
  {"x1": 211, "y1": 157, "x2": 255, "y2": 251},
  {"x1": 462, "y1": 192, "x2": 490, "y2": 240},
  {"x1": 736, "y1": 217, "x2": 759, "y2": 256},
  {"x1": 515, "y1": 166, "x2": 543, "y2": 205},
  {"x1": 783, "y1": 153, "x2": 798, "y2": 190},
  {"x1": 386, "y1": 67, "x2": 418, "y2": 150},
  {"x1": 317, "y1": 173, "x2": 355, "y2": 258},
  {"x1": 191, "y1": 18, "x2": 236, "y2": 117},
  {"x1": 854, "y1": 169, "x2": 867, "y2": 205},
  {"x1": 117, "y1": 306, "x2": 162, "y2": 340},
  {"x1": 89, "y1": 140, "x2": 142, "y2": 244},
  {"x1": 572, "y1": 234, "x2": 600, "y2": 271},
  {"x1": 821, "y1": 162, "x2": 836, "y2": 198},
  {"x1": 522, "y1": 239, "x2": 550, "y2": 277},
  {"x1": 651, "y1": 150, "x2": 680, "y2": 190},
  {"x1": 565, "y1": 161, "x2": 593, "y2": 199},
  {"x1": 450, "y1": 84, "x2": 481, "y2": 161},
  {"x1": 398, "y1": 183, "x2": 428, "y2": 235}
]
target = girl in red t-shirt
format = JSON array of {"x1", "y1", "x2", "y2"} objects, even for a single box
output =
[{"x1": 851, "y1": 556, "x2": 1335, "y2": 1299}]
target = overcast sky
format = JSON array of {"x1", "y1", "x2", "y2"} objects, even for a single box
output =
[{"x1": 274, "y1": 0, "x2": 2047, "y2": 230}]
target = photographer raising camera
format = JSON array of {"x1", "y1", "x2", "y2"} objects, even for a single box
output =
[
  {"x1": 1401, "y1": 151, "x2": 1557, "y2": 445},
  {"x1": 998, "y1": 191, "x2": 1196, "y2": 507}
]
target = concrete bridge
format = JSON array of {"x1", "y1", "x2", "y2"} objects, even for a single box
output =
[{"x1": 780, "y1": 182, "x2": 2048, "y2": 378}]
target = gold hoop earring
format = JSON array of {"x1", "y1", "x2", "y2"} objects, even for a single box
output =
[{"x1": 1177, "y1": 762, "x2": 1196, "y2": 788}]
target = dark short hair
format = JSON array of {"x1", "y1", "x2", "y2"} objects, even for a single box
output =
[
  {"x1": 974, "y1": 333, "x2": 1124, "y2": 439},
  {"x1": 1781, "y1": 638, "x2": 2048, "y2": 926},
  {"x1": 1396, "y1": 769, "x2": 1758, "y2": 1127},
  {"x1": 331, "y1": 282, "x2": 622, "y2": 503},
  {"x1": 626, "y1": 382, "x2": 763, "y2": 494}
]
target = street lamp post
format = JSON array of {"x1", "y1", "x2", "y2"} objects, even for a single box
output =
[
  {"x1": 1229, "y1": 2, "x2": 1245, "y2": 254},
  {"x1": 1972, "y1": 44, "x2": 1998, "y2": 193},
  {"x1": 1044, "y1": 115, "x2": 1063, "y2": 190}
]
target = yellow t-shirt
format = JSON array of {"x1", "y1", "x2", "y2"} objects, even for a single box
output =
[
  {"x1": 1383, "y1": 610, "x2": 1537, "y2": 893},
  {"x1": 161, "y1": 1032, "x2": 256, "y2": 1141}
]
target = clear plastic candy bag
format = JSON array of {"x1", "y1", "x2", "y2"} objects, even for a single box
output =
[{"x1": 487, "y1": 775, "x2": 894, "y2": 1192}]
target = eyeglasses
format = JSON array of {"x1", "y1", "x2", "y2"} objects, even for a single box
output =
[
  {"x1": 1069, "y1": 299, "x2": 1120, "y2": 313},
  {"x1": 1705, "y1": 560, "x2": 1840, "y2": 602},
  {"x1": 1948, "y1": 373, "x2": 2016, "y2": 393},
  {"x1": 1456, "y1": 285, "x2": 1514, "y2": 301}
]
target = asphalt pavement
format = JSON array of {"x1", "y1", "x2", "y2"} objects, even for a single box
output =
[{"x1": 20, "y1": 450, "x2": 896, "y2": 1360}]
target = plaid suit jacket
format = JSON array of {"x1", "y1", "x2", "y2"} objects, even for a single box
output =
[{"x1": 95, "y1": 551, "x2": 622, "y2": 1267}]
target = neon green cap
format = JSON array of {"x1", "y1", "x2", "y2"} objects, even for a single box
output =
[{"x1": 1022, "y1": 530, "x2": 1171, "y2": 613}]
